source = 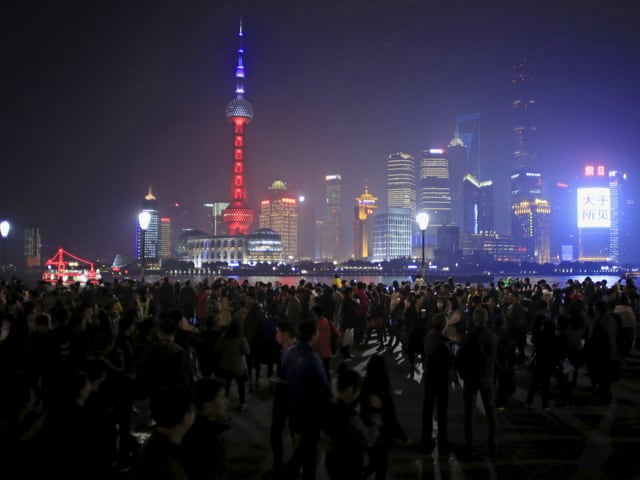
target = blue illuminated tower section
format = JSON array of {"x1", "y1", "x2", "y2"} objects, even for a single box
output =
[{"x1": 223, "y1": 20, "x2": 255, "y2": 235}]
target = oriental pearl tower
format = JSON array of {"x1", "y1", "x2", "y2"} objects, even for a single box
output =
[{"x1": 222, "y1": 20, "x2": 255, "y2": 235}]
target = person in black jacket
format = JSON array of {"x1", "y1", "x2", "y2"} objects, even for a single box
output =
[
  {"x1": 360, "y1": 355, "x2": 408, "y2": 480},
  {"x1": 135, "y1": 384, "x2": 195, "y2": 480},
  {"x1": 324, "y1": 363, "x2": 382, "y2": 480},
  {"x1": 422, "y1": 312, "x2": 453, "y2": 454},
  {"x1": 455, "y1": 307, "x2": 499, "y2": 457},
  {"x1": 182, "y1": 378, "x2": 230, "y2": 480}
]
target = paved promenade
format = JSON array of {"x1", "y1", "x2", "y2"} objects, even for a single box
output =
[{"x1": 126, "y1": 340, "x2": 640, "y2": 480}]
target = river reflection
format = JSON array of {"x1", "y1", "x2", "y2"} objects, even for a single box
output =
[{"x1": 162, "y1": 273, "x2": 627, "y2": 288}]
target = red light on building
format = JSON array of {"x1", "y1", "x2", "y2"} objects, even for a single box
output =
[
  {"x1": 585, "y1": 165, "x2": 594, "y2": 176},
  {"x1": 597, "y1": 165, "x2": 606, "y2": 176}
]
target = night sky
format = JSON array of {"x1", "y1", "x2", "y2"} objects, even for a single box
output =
[{"x1": 2, "y1": 0, "x2": 639, "y2": 263}]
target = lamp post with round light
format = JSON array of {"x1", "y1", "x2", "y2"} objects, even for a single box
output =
[
  {"x1": 138, "y1": 212, "x2": 151, "y2": 283},
  {"x1": 0, "y1": 220, "x2": 10, "y2": 271},
  {"x1": 416, "y1": 212, "x2": 429, "y2": 281}
]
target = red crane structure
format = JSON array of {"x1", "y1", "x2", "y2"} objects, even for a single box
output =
[{"x1": 41, "y1": 248, "x2": 101, "y2": 285}]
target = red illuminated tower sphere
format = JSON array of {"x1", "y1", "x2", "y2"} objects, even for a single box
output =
[{"x1": 223, "y1": 20, "x2": 255, "y2": 235}]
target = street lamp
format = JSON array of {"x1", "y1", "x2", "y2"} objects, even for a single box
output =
[
  {"x1": 138, "y1": 211, "x2": 151, "y2": 283},
  {"x1": 0, "y1": 220, "x2": 10, "y2": 270},
  {"x1": 416, "y1": 212, "x2": 429, "y2": 280}
]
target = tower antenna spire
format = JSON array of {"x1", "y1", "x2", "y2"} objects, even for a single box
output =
[{"x1": 235, "y1": 18, "x2": 245, "y2": 98}]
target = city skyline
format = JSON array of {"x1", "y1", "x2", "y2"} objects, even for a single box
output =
[{"x1": 2, "y1": 1, "x2": 638, "y2": 261}]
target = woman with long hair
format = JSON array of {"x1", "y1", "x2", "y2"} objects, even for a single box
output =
[{"x1": 445, "y1": 295, "x2": 464, "y2": 344}]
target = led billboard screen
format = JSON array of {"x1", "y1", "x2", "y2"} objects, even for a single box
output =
[{"x1": 577, "y1": 187, "x2": 611, "y2": 229}]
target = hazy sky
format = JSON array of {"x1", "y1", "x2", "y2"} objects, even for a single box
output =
[{"x1": 2, "y1": 0, "x2": 639, "y2": 262}]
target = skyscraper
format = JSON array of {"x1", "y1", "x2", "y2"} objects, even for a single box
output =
[
  {"x1": 222, "y1": 21, "x2": 255, "y2": 235},
  {"x1": 512, "y1": 199, "x2": 551, "y2": 263},
  {"x1": 354, "y1": 186, "x2": 378, "y2": 260},
  {"x1": 418, "y1": 148, "x2": 452, "y2": 230},
  {"x1": 512, "y1": 60, "x2": 537, "y2": 171},
  {"x1": 322, "y1": 174, "x2": 342, "y2": 261},
  {"x1": 158, "y1": 217, "x2": 172, "y2": 262},
  {"x1": 462, "y1": 174, "x2": 494, "y2": 234},
  {"x1": 549, "y1": 181, "x2": 577, "y2": 261},
  {"x1": 509, "y1": 58, "x2": 549, "y2": 262},
  {"x1": 381, "y1": 152, "x2": 415, "y2": 261},
  {"x1": 203, "y1": 202, "x2": 229, "y2": 236},
  {"x1": 447, "y1": 128, "x2": 467, "y2": 228},
  {"x1": 296, "y1": 194, "x2": 314, "y2": 261},
  {"x1": 510, "y1": 59, "x2": 543, "y2": 204},
  {"x1": 436, "y1": 225, "x2": 461, "y2": 266},
  {"x1": 259, "y1": 180, "x2": 299, "y2": 261},
  {"x1": 387, "y1": 152, "x2": 416, "y2": 211},
  {"x1": 456, "y1": 113, "x2": 481, "y2": 178},
  {"x1": 24, "y1": 226, "x2": 41, "y2": 268},
  {"x1": 371, "y1": 208, "x2": 413, "y2": 262},
  {"x1": 609, "y1": 170, "x2": 634, "y2": 263},
  {"x1": 577, "y1": 164, "x2": 611, "y2": 261},
  {"x1": 138, "y1": 187, "x2": 159, "y2": 264}
]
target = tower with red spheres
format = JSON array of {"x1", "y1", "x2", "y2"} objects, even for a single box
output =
[{"x1": 222, "y1": 20, "x2": 255, "y2": 235}]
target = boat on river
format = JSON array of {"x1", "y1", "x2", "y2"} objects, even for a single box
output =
[{"x1": 41, "y1": 248, "x2": 101, "y2": 286}]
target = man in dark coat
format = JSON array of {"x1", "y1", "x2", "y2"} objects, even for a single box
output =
[
  {"x1": 422, "y1": 313, "x2": 452, "y2": 453},
  {"x1": 456, "y1": 307, "x2": 499, "y2": 457},
  {"x1": 281, "y1": 321, "x2": 331, "y2": 480}
]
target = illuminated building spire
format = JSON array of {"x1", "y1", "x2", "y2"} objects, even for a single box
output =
[
  {"x1": 223, "y1": 19, "x2": 255, "y2": 235},
  {"x1": 354, "y1": 186, "x2": 378, "y2": 259},
  {"x1": 145, "y1": 185, "x2": 156, "y2": 201},
  {"x1": 448, "y1": 125, "x2": 465, "y2": 148},
  {"x1": 235, "y1": 18, "x2": 246, "y2": 98}
]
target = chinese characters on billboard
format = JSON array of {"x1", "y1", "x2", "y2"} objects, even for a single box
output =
[{"x1": 577, "y1": 187, "x2": 611, "y2": 229}]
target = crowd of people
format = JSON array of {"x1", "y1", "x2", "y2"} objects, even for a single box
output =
[{"x1": 0, "y1": 272, "x2": 637, "y2": 479}]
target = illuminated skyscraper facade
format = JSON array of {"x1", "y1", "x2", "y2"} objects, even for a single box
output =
[
  {"x1": 509, "y1": 58, "x2": 549, "y2": 262},
  {"x1": 202, "y1": 202, "x2": 229, "y2": 236},
  {"x1": 609, "y1": 170, "x2": 635, "y2": 263},
  {"x1": 223, "y1": 21, "x2": 255, "y2": 235},
  {"x1": 371, "y1": 208, "x2": 413, "y2": 262},
  {"x1": 463, "y1": 174, "x2": 494, "y2": 235},
  {"x1": 322, "y1": 174, "x2": 342, "y2": 261},
  {"x1": 158, "y1": 217, "x2": 172, "y2": 262},
  {"x1": 259, "y1": 180, "x2": 298, "y2": 261},
  {"x1": 577, "y1": 164, "x2": 611, "y2": 261},
  {"x1": 418, "y1": 148, "x2": 452, "y2": 230},
  {"x1": 512, "y1": 199, "x2": 551, "y2": 263},
  {"x1": 448, "y1": 128, "x2": 467, "y2": 227},
  {"x1": 387, "y1": 152, "x2": 416, "y2": 211},
  {"x1": 138, "y1": 187, "x2": 160, "y2": 263},
  {"x1": 354, "y1": 187, "x2": 378, "y2": 260}
]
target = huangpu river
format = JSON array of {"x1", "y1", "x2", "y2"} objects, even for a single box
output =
[{"x1": 166, "y1": 274, "x2": 627, "y2": 289}]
